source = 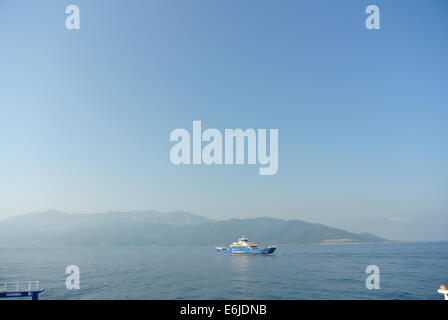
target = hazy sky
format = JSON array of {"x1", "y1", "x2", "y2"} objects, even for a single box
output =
[{"x1": 0, "y1": 0, "x2": 447, "y2": 241}]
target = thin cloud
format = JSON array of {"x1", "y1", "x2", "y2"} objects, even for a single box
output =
[{"x1": 388, "y1": 217, "x2": 412, "y2": 222}]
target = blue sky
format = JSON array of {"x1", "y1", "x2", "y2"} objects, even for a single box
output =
[{"x1": 0, "y1": 0, "x2": 447, "y2": 241}]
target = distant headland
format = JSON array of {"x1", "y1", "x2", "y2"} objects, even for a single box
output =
[{"x1": 0, "y1": 209, "x2": 389, "y2": 246}]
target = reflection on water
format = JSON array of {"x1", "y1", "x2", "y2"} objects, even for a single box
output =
[{"x1": 228, "y1": 255, "x2": 252, "y2": 282}]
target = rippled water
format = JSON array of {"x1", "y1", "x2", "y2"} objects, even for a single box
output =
[{"x1": 1, "y1": 242, "x2": 446, "y2": 300}]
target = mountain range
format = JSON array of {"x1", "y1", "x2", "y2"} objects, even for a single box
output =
[{"x1": 0, "y1": 209, "x2": 388, "y2": 246}]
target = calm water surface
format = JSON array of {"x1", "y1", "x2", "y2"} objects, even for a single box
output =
[{"x1": 1, "y1": 242, "x2": 447, "y2": 299}]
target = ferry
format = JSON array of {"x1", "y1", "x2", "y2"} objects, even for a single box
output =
[{"x1": 216, "y1": 236, "x2": 276, "y2": 255}]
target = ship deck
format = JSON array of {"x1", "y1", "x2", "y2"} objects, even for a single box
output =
[{"x1": 0, "y1": 281, "x2": 45, "y2": 300}]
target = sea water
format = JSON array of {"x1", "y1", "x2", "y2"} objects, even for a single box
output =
[{"x1": 0, "y1": 242, "x2": 446, "y2": 300}]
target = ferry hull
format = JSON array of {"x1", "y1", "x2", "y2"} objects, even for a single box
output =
[{"x1": 216, "y1": 247, "x2": 276, "y2": 255}]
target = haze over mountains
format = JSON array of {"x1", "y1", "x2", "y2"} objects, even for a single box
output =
[{"x1": 0, "y1": 210, "x2": 388, "y2": 246}]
